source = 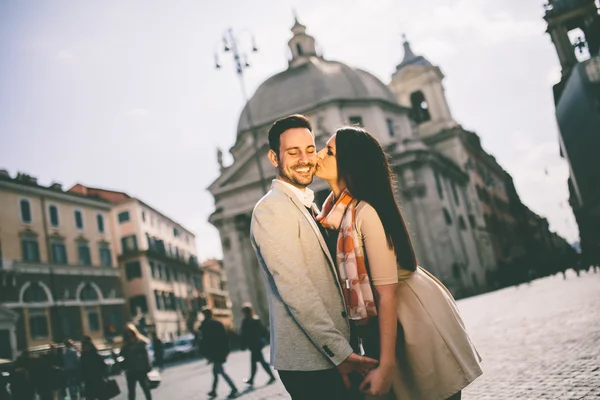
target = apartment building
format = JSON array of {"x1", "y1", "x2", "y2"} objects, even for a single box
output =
[
  {"x1": 0, "y1": 171, "x2": 126, "y2": 353},
  {"x1": 69, "y1": 184, "x2": 205, "y2": 340}
]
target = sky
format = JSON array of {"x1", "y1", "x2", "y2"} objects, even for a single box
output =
[{"x1": 0, "y1": 0, "x2": 582, "y2": 260}]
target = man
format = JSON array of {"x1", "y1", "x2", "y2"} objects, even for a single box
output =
[
  {"x1": 63, "y1": 339, "x2": 81, "y2": 400},
  {"x1": 151, "y1": 333, "x2": 164, "y2": 371},
  {"x1": 199, "y1": 308, "x2": 239, "y2": 399},
  {"x1": 240, "y1": 303, "x2": 276, "y2": 386},
  {"x1": 250, "y1": 114, "x2": 378, "y2": 400}
]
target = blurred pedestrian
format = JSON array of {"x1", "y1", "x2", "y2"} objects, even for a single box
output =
[
  {"x1": 63, "y1": 338, "x2": 81, "y2": 400},
  {"x1": 199, "y1": 308, "x2": 239, "y2": 399},
  {"x1": 8, "y1": 352, "x2": 35, "y2": 400},
  {"x1": 80, "y1": 336, "x2": 108, "y2": 400},
  {"x1": 33, "y1": 343, "x2": 64, "y2": 400},
  {"x1": 240, "y1": 303, "x2": 276, "y2": 387},
  {"x1": 151, "y1": 334, "x2": 164, "y2": 371},
  {"x1": 121, "y1": 324, "x2": 152, "y2": 400}
]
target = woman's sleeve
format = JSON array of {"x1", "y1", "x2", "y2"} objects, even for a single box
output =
[{"x1": 356, "y1": 203, "x2": 399, "y2": 286}]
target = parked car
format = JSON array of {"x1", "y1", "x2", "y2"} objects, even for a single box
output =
[{"x1": 173, "y1": 335, "x2": 197, "y2": 359}]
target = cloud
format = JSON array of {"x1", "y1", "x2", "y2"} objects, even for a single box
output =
[
  {"x1": 407, "y1": 0, "x2": 545, "y2": 46},
  {"x1": 126, "y1": 108, "x2": 150, "y2": 118},
  {"x1": 55, "y1": 49, "x2": 75, "y2": 61},
  {"x1": 547, "y1": 65, "x2": 561, "y2": 85}
]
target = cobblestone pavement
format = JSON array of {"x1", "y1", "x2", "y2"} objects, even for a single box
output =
[{"x1": 114, "y1": 270, "x2": 599, "y2": 400}]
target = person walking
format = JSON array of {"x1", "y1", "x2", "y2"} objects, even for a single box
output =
[
  {"x1": 63, "y1": 339, "x2": 81, "y2": 400},
  {"x1": 121, "y1": 324, "x2": 152, "y2": 400},
  {"x1": 151, "y1": 334, "x2": 164, "y2": 371},
  {"x1": 80, "y1": 337, "x2": 108, "y2": 400},
  {"x1": 199, "y1": 308, "x2": 239, "y2": 399},
  {"x1": 240, "y1": 303, "x2": 276, "y2": 387}
]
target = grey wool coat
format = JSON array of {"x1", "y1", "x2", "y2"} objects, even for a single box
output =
[{"x1": 250, "y1": 180, "x2": 354, "y2": 371}]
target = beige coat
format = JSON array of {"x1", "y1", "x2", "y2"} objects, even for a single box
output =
[{"x1": 354, "y1": 202, "x2": 482, "y2": 400}]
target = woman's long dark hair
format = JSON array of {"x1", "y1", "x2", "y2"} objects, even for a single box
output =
[{"x1": 336, "y1": 126, "x2": 417, "y2": 271}]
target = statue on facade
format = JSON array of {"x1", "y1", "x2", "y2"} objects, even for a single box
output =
[{"x1": 217, "y1": 147, "x2": 224, "y2": 171}]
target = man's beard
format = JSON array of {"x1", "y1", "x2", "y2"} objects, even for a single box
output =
[{"x1": 278, "y1": 163, "x2": 315, "y2": 188}]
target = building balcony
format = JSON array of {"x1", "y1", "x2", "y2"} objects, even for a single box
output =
[
  {"x1": 118, "y1": 248, "x2": 200, "y2": 271},
  {"x1": 0, "y1": 259, "x2": 120, "y2": 277}
]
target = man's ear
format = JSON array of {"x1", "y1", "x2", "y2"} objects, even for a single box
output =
[{"x1": 268, "y1": 149, "x2": 279, "y2": 168}]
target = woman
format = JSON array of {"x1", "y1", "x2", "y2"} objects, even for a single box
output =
[
  {"x1": 121, "y1": 324, "x2": 152, "y2": 400},
  {"x1": 81, "y1": 336, "x2": 108, "y2": 400},
  {"x1": 315, "y1": 127, "x2": 482, "y2": 400}
]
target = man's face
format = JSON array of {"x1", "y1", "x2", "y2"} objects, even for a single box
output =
[{"x1": 268, "y1": 127, "x2": 317, "y2": 189}]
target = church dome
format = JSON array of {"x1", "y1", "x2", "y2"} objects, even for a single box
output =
[{"x1": 237, "y1": 18, "x2": 398, "y2": 135}]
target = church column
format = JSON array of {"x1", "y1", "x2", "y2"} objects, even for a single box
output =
[
  {"x1": 214, "y1": 216, "x2": 253, "y2": 329},
  {"x1": 233, "y1": 214, "x2": 270, "y2": 324}
]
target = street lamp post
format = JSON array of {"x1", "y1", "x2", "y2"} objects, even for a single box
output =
[{"x1": 215, "y1": 28, "x2": 268, "y2": 195}]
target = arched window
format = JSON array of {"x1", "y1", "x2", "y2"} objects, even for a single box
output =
[
  {"x1": 80, "y1": 283, "x2": 100, "y2": 301},
  {"x1": 296, "y1": 43, "x2": 303, "y2": 56},
  {"x1": 23, "y1": 282, "x2": 49, "y2": 303},
  {"x1": 410, "y1": 91, "x2": 431, "y2": 124},
  {"x1": 443, "y1": 208, "x2": 452, "y2": 226}
]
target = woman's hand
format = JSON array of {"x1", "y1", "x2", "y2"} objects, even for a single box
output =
[{"x1": 359, "y1": 364, "x2": 394, "y2": 396}]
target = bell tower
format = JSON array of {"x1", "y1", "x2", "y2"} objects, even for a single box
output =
[
  {"x1": 389, "y1": 36, "x2": 457, "y2": 138},
  {"x1": 544, "y1": 0, "x2": 600, "y2": 79},
  {"x1": 288, "y1": 14, "x2": 320, "y2": 68}
]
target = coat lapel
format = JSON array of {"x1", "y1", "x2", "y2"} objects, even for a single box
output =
[{"x1": 271, "y1": 181, "x2": 337, "y2": 275}]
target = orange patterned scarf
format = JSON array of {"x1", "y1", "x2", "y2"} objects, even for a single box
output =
[{"x1": 317, "y1": 190, "x2": 377, "y2": 323}]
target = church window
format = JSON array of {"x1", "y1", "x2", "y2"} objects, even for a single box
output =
[
  {"x1": 458, "y1": 216, "x2": 467, "y2": 231},
  {"x1": 410, "y1": 91, "x2": 431, "y2": 124},
  {"x1": 296, "y1": 43, "x2": 303, "y2": 56},
  {"x1": 348, "y1": 116, "x2": 363, "y2": 127},
  {"x1": 386, "y1": 118, "x2": 395, "y2": 137},
  {"x1": 443, "y1": 208, "x2": 452, "y2": 226},
  {"x1": 451, "y1": 183, "x2": 460, "y2": 205},
  {"x1": 468, "y1": 214, "x2": 476, "y2": 229},
  {"x1": 434, "y1": 172, "x2": 444, "y2": 199}
]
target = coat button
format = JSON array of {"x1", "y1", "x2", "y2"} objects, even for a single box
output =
[{"x1": 341, "y1": 311, "x2": 347, "y2": 318}]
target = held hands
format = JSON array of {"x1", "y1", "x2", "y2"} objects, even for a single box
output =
[
  {"x1": 336, "y1": 353, "x2": 379, "y2": 390},
  {"x1": 359, "y1": 364, "x2": 394, "y2": 396}
]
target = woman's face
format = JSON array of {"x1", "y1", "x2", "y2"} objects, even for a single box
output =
[{"x1": 315, "y1": 134, "x2": 339, "y2": 182}]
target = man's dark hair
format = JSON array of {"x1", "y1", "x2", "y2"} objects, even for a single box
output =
[
  {"x1": 202, "y1": 307, "x2": 213, "y2": 319},
  {"x1": 267, "y1": 114, "x2": 312, "y2": 156}
]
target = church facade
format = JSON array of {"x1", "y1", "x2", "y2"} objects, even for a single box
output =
[{"x1": 209, "y1": 19, "x2": 532, "y2": 326}]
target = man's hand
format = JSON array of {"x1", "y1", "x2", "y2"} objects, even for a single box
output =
[{"x1": 336, "y1": 353, "x2": 379, "y2": 389}]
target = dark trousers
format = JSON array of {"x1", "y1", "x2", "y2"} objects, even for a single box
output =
[
  {"x1": 248, "y1": 348, "x2": 275, "y2": 383},
  {"x1": 278, "y1": 369, "x2": 353, "y2": 400},
  {"x1": 126, "y1": 371, "x2": 152, "y2": 400},
  {"x1": 212, "y1": 362, "x2": 237, "y2": 393}
]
